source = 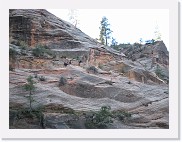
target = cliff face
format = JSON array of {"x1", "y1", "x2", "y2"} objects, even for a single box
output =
[
  {"x1": 123, "y1": 41, "x2": 169, "y2": 66},
  {"x1": 9, "y1": 9, "x2": 100, "y2": 49},
  {"x1": 9, "y1": 9, "x2": 169, "y2": 129}
]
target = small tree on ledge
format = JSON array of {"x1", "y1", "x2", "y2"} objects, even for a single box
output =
[{"x1": 24, "y1": 75, "x2": 36, "y2": 112}]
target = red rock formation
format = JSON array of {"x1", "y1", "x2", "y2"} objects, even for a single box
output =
[{"x1": 9, "y1": 9, "x2": 100, "y2": 48}]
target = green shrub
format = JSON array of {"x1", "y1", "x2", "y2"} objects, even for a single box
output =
[
  {"x1": 112, "y1": 110, "x2": 131, "y2": 121},
  {"x1": 32, "y1": 46, "x2": 45, "y2": 57},
  {"x1": 86, "y1": 66, "x2": 98, "y2": 74},
  {"x1": 76, "y1": 56, "x2": 80, "y2": 60},
  {"x1": 59, "y1": 76, "x2": 67, "y2": 86},
  {"x1": 155, "y1": 65, "x2": 164, "y2": 79},
  {"x1": 85, "y1": 106, "x2": 132, "y2": 128},
  {"x1": 16, "y1": 109, "x2": 39, "y2": 119},
  {"x1": 85, "y1": 106, "x2": 113, "y2": 129},
  {"x1": 32, "y1": 44, "x2": 55, "y2": 58},
  {"x1": 19, "y1": 41, "x2": 28, "y2": 49},
  {"x1": 9, "y1": 48, "x2": 17, "y2": 60},
  {"x1": 16, "y1": 108, "x2": 44, "y2": 128}
]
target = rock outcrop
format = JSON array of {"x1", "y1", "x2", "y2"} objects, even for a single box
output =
[
  {"x1": 9, "y1": 9, "x2": 100, "y2": 49},
  {"x1": 9, "y1": 9, "x2": 169, "y2": 129}
]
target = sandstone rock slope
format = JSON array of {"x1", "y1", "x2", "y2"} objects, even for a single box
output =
[{"x1": 9, "y1": 9, "x2": 169, "y2": 129}]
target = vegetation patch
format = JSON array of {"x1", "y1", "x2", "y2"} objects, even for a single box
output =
[
  {"x1": 86, "y1": 66, "x2": 98, "y2": 74},
  {"x1": 16, "y1": 108, "x2": 43, "y2": 120},
  {"x1": 112, "y1": 110, "x2": 131, "y2": 121},
  {"x1": 59, "y1": 76, "x2": 67, "y2": 86},
  {"x1": 14, "y1": 108, "x2": 44, "y2": 128},
  {"x1": 85, "y1": 106, "x2": 113, "y2": 129},
  {"x1": 155, "y1": 65, "x2": 165, "y2": 80},
  {"x1": 32, "y1": 44, "x2": 55, "y2": 58},
  {"x1": 85, "y1": 106, "x2": 132, "y2": 129},
  {"x1": 23, "y1": 75, "x2": 36, "y2": 112},
  {"x1": 19, "y1": 41, "x2": 28, "y2": 50},
  {"x1": 9, "y1": 48, "x2": 18, "y2": 60}
]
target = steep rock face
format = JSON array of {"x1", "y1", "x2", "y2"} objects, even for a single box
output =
[
  {"x1": 9, "y1": 9, "x2": 100, "y2": 49},
  {"x1": 9, "y1": 9, "x2": 169, "y2": 129},
  {"x1": 9, "y1": 9, "x2": 119, "y2": 69},
  {"x1": 88, "y1": 47, "x2": 115, "y2": 66},
  {"x1": 97, "y1": 41, "x2": 169, "y2": 84},
  {"x1": 121, "y1": 41, "x2": 169, "y2": 67}
]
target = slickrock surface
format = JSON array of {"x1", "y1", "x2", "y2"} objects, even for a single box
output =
[{"x1": 9, "y1": 9, "x2": 169, "y2": 129}]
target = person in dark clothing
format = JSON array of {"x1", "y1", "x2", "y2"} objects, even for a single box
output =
[
  {"x1": 64, "y1": 62, "x2": 69, "y2": 67},
  {"x1": 78, "y1": 60, "x2": 82, "y2": 66},
  {"x1": 69, "y1": 60, "x2": 72, "y2": 64}
]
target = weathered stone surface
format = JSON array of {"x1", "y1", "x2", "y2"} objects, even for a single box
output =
[
  {"x1": 9, "y1": 9, "x2": 100, "y2": 49},
  {"x1": 10, "y1": 65, "x2": 168, "y2": 128},
  {"x1": 43, "y1": 113, "x2": 77, "y2": 129},
  {"x1": 9, "y1": 9, "x2": 169, "y2": 129}
]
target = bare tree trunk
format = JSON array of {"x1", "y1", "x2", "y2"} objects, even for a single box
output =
[{"x1": 105, "y1": 29, "x2": 107, "y2": 46}]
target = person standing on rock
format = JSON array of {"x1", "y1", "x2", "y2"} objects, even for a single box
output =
[
  {"x1": 64, "y1": 62, "x2": 68, "y2": 67},
  {"x1": 78, "y1": 60, "x2": 82, "y2": 66},
  {"x1": 69, "y1": 60, "x2": 72, "y2": 64}
]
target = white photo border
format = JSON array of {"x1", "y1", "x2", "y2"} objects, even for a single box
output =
[{"x1": 0, "y1": 0, "x2": 179, "y2": 139}]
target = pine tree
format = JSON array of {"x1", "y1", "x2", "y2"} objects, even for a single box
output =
[
  {"x1": 24, "y1": 75, "x2": 36, "y2": 112},
  {"x1": 99, "y1": 16, "x2": 112, "y2": 46},
  {"x1": 99, "y1": 28, "x2": 105, "y2": 45},
  {"x1": 111, "y1": 37, "x2": 118, "y2": 47},
  {"x1": 139, "y1": 38, "x2": 143, "y2": 44}
]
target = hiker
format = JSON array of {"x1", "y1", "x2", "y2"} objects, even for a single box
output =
[
  {"x1": 78, "y1": 60, "x2": 82, "y2": 66},
  {"x1": 64, "y1": 62, "x2": 69, "y2": 67},
  {"x1": 69, "y1": 60, "x2": 72, "y2": 64}
]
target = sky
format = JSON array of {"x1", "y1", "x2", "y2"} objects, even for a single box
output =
[{"x1": 47, "y1": 9, "x2": 169, "y2": 49}]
